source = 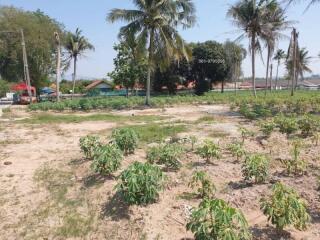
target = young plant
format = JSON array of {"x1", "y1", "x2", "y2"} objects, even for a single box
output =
[
  {"x1": 298, "y1": 114, "x2": 320, "y2": 136},
  {"x1": 196, "y1": 140, "x2": 221, "y2": 163},
  {"x1": 239, "y1": 127, "x2": 255, "y2": 143},
  {"x1": 189, "y1": 135, "x2": 197, "y2": 151},
  {"x1": 187, "y1": 198, "x2": 252, "y2": 240},
  {"x1": 112, "y1": 128, "x2": 139, "y2": 155},
  {"x1": 188, "y1": 171, "x2": 216, "y2": 199},
  {"x1": 79, "y1": 135, "x2": 101, "y2": 159},
  {"x1": 274, "y1": 115, "x2": 298, "y2": 136},
  {"x1": 242, "y1": 154, "x2": 269, "y2": 184},
  {"x1": 312, "y1": 132, "x2": 320, "y2": 146},
  {"x1": 91, "y1": 144, "x2": 123, "y2": 175},
  {"x1": 260, "y1": 120, "x2": 276, "y2": 137},
  {"x1": 260, "y1": 182, "x2": 310, "y2": 231},
  {"x1": 227, "y1": 142, "x2": 246, "y2": 161},
  {"x1": 146, "y1": 144, "x2": 184, "y2": 170},
  {"x1": 116, "y1": 162, "x2": 165, "y2": 205},
  {"x1": 283, "y1": 139, "x2": 306, "y2": 175}
]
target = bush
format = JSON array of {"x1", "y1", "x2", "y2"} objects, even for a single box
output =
[
  {"x1": 239, "y1": 127, "x2": 255, "y2": 143},
  {"x1": 188, "y1": 171, "x2": 216, "y2": 199},
  {"x1": 79, "y1": 135, "x2": 101, "y2": 159},
  {"x1": 260, "y1": 182, "x2": 310, "y2": 231},
  {"x1": 0, "y1": 80, "x2": 9, "y2": 98},
  {"x1": 187, "y1": 198, "x2": 252, "y2": 240},
  {"x1": 274, "y1": 115, "x2": 298, "y2": 136},
  {"x1": 189, "y1": 135, "x2": 198, "y2": 151},
  {"x1": 298, "y1": 115, "x2": 320, "y2": 136},
  {"x1": 312, "y1": 132, "x2": 320, "y2": 146},
  {"x1": 283, "y1": 139, "x2": 306, "y2": 175},
  {"x1": 146, "y1": 143, "x2": 183, "y2": 170},
  {"x1": 112, "y1": 128, "x2": 139, "y2": 155},
  {"x1": 227, "y1": 142, "x2": 246, "y2": 161},
  {"x1": 116, "y1": 162, "x2": 165, "y2": 205},
  {"x1": 91, "y1": 144, "x2": 123, "y2": 175},
  {"x1": 242, "y1": 154, "x2": 269, "y2": 184},
  {"x1": 196, "y1": 140, "x2": 221, "y2": 163},
  {"x1": 260, "y1": 120, "x2": 276, "y2": 137}
]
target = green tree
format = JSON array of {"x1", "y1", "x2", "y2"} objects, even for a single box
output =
[
  {"x1": 0, "y1": 7, "x2": 66, "y2": 89},
  {"x1": 0, "y1": 79, "x2": 9, "y2": 97},
  {"x1": 273, "y1": 49, "x2": 286, "y2": 90},
  {"x1": 65, "y1": 28, "x2": 94, "y2": 97},
  {"x1": 107, "y1": 0, "x2": 196, "y2": 105}
]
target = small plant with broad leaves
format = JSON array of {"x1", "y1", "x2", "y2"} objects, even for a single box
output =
[
  {"x1": 312, "y1": 132, "x2": 320, "y2": 146},
  {"x1": 79, "y1": 135, "x2": 101, "y2": 159},
  {"x1": 260, "y1": 120, "x2": 276, "y2": 137},
  {"x1": 227, "y1": 142, "x2": 246, "y2": 161},
  {"x1": 146, "y1": 143, "x2": 184, "y2": 170},
  {"x1": 260, "y1": 182, "x2": 310, "y2": 231},
  {"x1": 283, "y1": 139, "x2": 306, "y2": 175},
  {"x1": 112, "y1": 128, "x2": 139, "y2": 155},
  {"x1": 242, "y1": 154, "x2": 269, "y2": 184},
  {"x1": 298, "y1": 114, "x2": 320, "y2": 136},
  {"x1": 91, "y1": 144, "x2": 123, "y2": 175},
  {"x1": 189, "y1": 135, "x2": 197, "y2": 151},
  {"x1": 274, "y1": 115, "x2": 298, "y2": 136},
  {"x1": 187, "y1": 198, "x2": 252, "y2": 240},
  {"x1": 239, "y1": 127, "x2": 255, "y2": 143},
  {"x1": 116, "y1": 162, "x2": 165, "y2": 205},
  {"x1": 196, "y1": 140, "x2": 221, "y2": 163},
  {"x1": 189, "y1": 171, "x2": 216, "y2": 199}
]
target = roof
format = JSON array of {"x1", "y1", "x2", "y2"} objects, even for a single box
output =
[
  {"x1": 11, "y1": 83, "x2": 36, "y2": 92},
  {"x1": 85, "y1": 80, "x2": 112, "y2": 90}
]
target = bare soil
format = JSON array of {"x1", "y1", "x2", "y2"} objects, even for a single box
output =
[{"x1": 0, "y1": 105, "x2": 319, "y2": 240}]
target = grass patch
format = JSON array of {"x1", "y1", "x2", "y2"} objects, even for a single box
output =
[
  {"x1": 208, "y1": 130, "x2": 230, "y2": 138},
  {"x1": 195, "y1": 115, "x2": 216, "y2": 124},
  {"x1": 21, "y1": 113, "x2": 167, "y2": 125},
  {"x1": 0, "y1": 139, "x2": 23, "y2": 146}
]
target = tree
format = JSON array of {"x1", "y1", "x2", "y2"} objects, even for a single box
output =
[
  {"x1": 191, "y1": 41, "x2": 228, "y2": 95},
  {"x1": 227, "y1": 0, "x2": 275, "y2": 97},
  {"x1": 65, "y1": 28, "x2": 94, "y2": 98},
  {"x1": 273, "y1": 49, "x2": 286, "y2": 90},
  {"x1": 107, "y1": 0, "x2": 196, "y2": 105},
  {"x1": 286, "y1": 0, "x2": 320, "y2": 11},
  {"x1": 108, "y1": 36, "x2": 147, "y2": 97},
  {"x1": 54, "y1": 32, "x2": 61, "y2": 102},
  {"x1": 0, "y1": 7, "x2": 66, "y2": 89},
  {"x1": 0, "y1": 79, "x2": 9, "y2": 97}
]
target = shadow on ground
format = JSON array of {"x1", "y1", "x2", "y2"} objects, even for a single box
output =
[{"x1": 101, "y1": 192, "x2": 131, "y2": 221}]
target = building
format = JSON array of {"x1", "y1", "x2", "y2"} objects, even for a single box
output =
[{"x1": 85, "y1": 80, "x2": 113, "y2": 93}]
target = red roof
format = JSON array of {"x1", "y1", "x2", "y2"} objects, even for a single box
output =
[{"x1": 11, "y1": 83, "x2": 36, "y2": 93}]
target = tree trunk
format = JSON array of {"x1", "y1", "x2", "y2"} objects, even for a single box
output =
[
  {"x1": 265, "y1": 46, "x2": 271, "y2": 96},
  {"x1": 72, "y1": 56, "x2": 77, "y2": 99},
  {"x1": 251, "y1": 34, "x2": 257, "y2": 97},
  {"x1": 275, "y1": 60, "x2": 280, "y2": 90},
  {"x1": 291, "y1": 29, "x2": 297, "y2": 97},
  {"x1": 270, "y1": 63, "x2": 273, "y2": 92},
  {"x1": 55, "y1": 32, "x2": 61, "y2": 102},
  {"x1": 146, "y1": 29, "x2": 155, "y2": 106},
  {"x1": 221, "y1": 79, "x2": 225, "y2": 93}
]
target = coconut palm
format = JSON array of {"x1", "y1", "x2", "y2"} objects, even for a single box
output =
[
  {"x1": 107, "y1": 0, "x2": 196, "y2": 105},
  {"x1": 286, "y1": 0, "x2": 320, "y2": 10},
  {"x1": 65, "y1": 28, "x2": 94, "y2": 98},
  {"x1": 273, "y1": 49, "x2": 286, "y2": 90},
  {"x1": 227, "y1": 0, "x2": 273, "y2": 97}
]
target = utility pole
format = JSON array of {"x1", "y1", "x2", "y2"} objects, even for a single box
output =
[
  {"x1": 54, "y1": 32, "x2": 61, "y2": 102},
  {"x1": 21, "y1": 29, "x2": 32, "y2": 104}
]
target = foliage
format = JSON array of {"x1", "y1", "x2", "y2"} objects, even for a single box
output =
[
  {"x1": 112, "y1": 128, "x2": 139, "y2": 155},
  {"x1": 260, "y1": 120, "x2": 276, "y2": 137},
  {"x1": 189, "y1": 135, "x2": 198, "y2": 151},
  {"x1": 146, "y1": 143, "x2": 184, "y2": 170},
  {"x1": 188, "y1": 171, "x2": 216, "y2": 199},
  {"x1": 79, "y1": 135, "x2": 101, "y2": 159},
  {"x1": 116, "y1": 162, "x2": 165, "y2": 205},
  {"x1": 0, "y1": 79, "x2": 9, "y2": 97},
  {"x1": 260, "y1": 182, "x2": 310, "y2": 231},
  {"x1": 242, "y1": 154, "x2": 269, "y2": 184},
  {"x1": 187, "y1": 198, "x2": 252, "y2": 240},
  {"x1": 239, "y1": 127, "x2": 255, "y2": 143},
  {"x1": 227, "y1": 142, "x2": 246, "y2": 161},
  {"x1": 0, "y1": 7, "x2": 66, "y2": 89},
  {"x1": 274, "y1": 115, "x2": 299, "y2": 136},
  {"x1": 196, "y1": 140, "x2": 221, "y2": 163},
  {"x1": 312, "y1": 132, "x2": 320, "y2": 146},
  {"x1": 298, "y1": 114, "x2": 320, "y2": 136},
  {"x1": 283, "y1": 139, "x2": 306, "y2": 175},
  {"x1": 91, "y1": 144, "x2": 123, "y2": 175}
]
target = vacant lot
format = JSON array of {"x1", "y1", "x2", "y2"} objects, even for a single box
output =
[{"x1": 0, "y1": 103, "x2": 319, "y2": 240}]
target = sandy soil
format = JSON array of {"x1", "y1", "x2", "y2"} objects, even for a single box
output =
[{"x1": 0, "y1": 105, "x2": 319, "y2": 240}]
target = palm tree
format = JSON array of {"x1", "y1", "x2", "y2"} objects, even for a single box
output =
[
  {"x1": 107, "y1": 0, "x2": 196, "y2": 105},
  {"x1": 286, "y1": 0, "x2": 320, "y2": 10},
  {"x1": 228, "y1": 0, "x2": 273, "y2": 97},
  {"x1": 273, "y1": 49, "x2": 286, "y2": 90},
  {"x1": 65, "y1": 28, "x2": 94, "y2": 98}
]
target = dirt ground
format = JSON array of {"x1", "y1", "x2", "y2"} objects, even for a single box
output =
[{"x1": 0, "y1": 105, "x2": 319, "y2": 240}]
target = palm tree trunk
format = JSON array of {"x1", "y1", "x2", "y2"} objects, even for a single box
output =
[
  {"x1": 275, "y1": 60, "x2": 280, "y2": 90},
  {"x1": 146, "y1": 29, "x2": 155, "y2": 106},
  {"x1": 72, "y1": 56, "x2": 77, "y2": 99},
  {"x1": 270, "y1": 63, "x2": 273, "y2": 92},
  {"x1": 265, "y1": 46, "x2": 271, "y2": 96},
  {"x1": 251, "y1": 34, "x2": 257, "y2": 97},
  {"x1": 56, "y1": 41, "x2": 61, "y2": 102}
]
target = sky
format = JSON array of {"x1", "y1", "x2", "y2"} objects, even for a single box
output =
[{"x1": 1, "y1": 0, "x2": 320, "y2": 79}]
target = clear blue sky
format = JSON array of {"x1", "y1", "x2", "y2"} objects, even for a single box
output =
[{"x1": 1, "y1": 0, "x2": 320, "y2": 79}]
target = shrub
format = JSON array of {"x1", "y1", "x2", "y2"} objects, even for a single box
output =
[
  {"x1": 242, "y1": 154, "x2": 269, "y2": 184},
  {"x1": 112, "y1": 128, "x2": 139, "y2": 155},
  {"x1": 298, "y1": 115, "x2": 320, "y2": 136},
  {"x1": 312, "y1": 132, "x2": 320, "y2": 146},
  {"x1": 227, "y1": 142, "x2": 246, "y2": 161},
  {"x1": 196, "y1": 140, "x2": 221, "y2": 163},
  {"x1": 91, "y1": 144, "x2": 123, "y2": 175},
  {"x1": 188, "y1": 171, "x2": 216, "y2": 199},
  {"x1": 283, "y1": 139, "x2": 306, "y2": 175},
  {"x1": 260, "y1": 120, "x2": 276, "y2": 137},
  {"x1": 187, "y1": 199, "x2": 252, "y2": 240},
  {"x1": 274, "y1": 115, "x2": 298, "y2": 136},
  {"x1": 189, "y1": 135, "x2": 198, "y2": 151},
  {"x1": 79, "y1": 135, "x2": 101, "y2": 159},
  {"x1": 260, "y1": 182, "x2": 310, "y2": 231},
  {"x1": 146, "y1": 143, "x2": 183, "y2": 170},
  {"x1": 239, "y1": 127, "x2": 255, "y2": 143},
  {"x1": 116, "y1": 162, "x2": 165, "y2": 205}
]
